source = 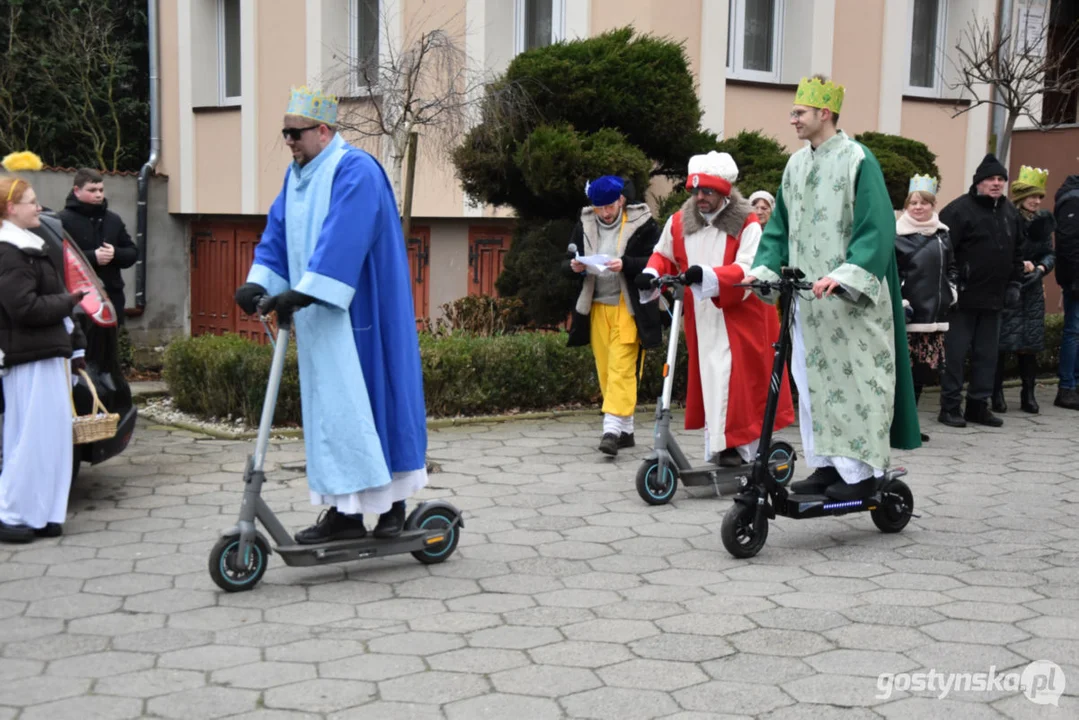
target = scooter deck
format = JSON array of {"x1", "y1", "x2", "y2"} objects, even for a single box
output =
[
  {"x1": 782, "y1": 492, "x2": 882, "y2": 518},
  {"x1": 680, "y1": 466, "x2": 746, "y2": 493},
  {"x1": 273, "y1": 529, "x2": 441, "y2": 566}
]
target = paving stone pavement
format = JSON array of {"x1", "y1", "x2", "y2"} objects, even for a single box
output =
[{"x1": 1, "y1": 385, "x2": 1076, "y2": 719}]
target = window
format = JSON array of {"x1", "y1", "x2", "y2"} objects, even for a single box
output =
[
  {"x1": 726, "y1": 0, "x2": 784, "y2": 83},
  {"x1": 351, "y1": 0, "x2": 380, "y2": 90},
  {"x1": 218, "y1": 0, "x2": 241, "y2": 104},
  {"x1": 907, "y1": 0, "x2": 947, "y2": 95},
  {"x1": 515, "y1": 0, "x2": 564, "y2": 54}
]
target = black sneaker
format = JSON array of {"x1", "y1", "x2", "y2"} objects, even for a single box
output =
[
  {"x1": 33, "y1": 523, "x2": 63, "y2": 538},
  {"x1": 618, "y1": 432, "x2": 635, "y2": 449},
  {"x1": 790, "y1": 467, "x2": 842, "y2": 495},
  {"x1": 294, "y1": 507, "x2": 367, "y2": 545},
  {"x1": 938, "y1": 407, "x2": 966, "y2": 428},
  {"x1": 0, "y1": 521, "x2": 34, "y2": 544},
  {"x1": 965, "y1": 399, "x2": 1003, "y2": 427},
  {"x1": 824, "y1": 477, "x2": 877, "y2": 501},
  {"x1": 709, "y1": 448, "x2": 745, "y2": 467},
  {"x1": 1054, "y1": 387, "x2": 1079, "y2": 410},
  {"x1": 373, "y1": 501, "x2": 406, "y2": 539},
  {"x1": 599, "y1": 433, "x2": 619, "y2": 456}
]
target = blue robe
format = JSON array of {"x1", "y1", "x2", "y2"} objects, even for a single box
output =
[{"x1": 248, "y1": 133, "x2": 427, "y2": 498}]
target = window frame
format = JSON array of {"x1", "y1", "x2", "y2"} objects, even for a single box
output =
[
  {"x1": 217, "y1": 0, "x2": 242, "y2": 106},
  {"x1": 514, "y1": 0, "x2": 565, "y2": 56},
  {"x1": 349, "y1": 0, "x2": 381, "y2": 96},
  {"x1": 726, "y1": 0, "x2": 785, "y2": 84},
  {"x1": 905, "y1": 0, "x2": 949, "y2": 98}
]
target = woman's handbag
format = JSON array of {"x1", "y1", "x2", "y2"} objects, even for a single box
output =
[{"x1": 71, "y1": 368, "x2": 119, "y2": 444}]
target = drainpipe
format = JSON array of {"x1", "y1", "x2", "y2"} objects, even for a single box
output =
[
  {"x1": 130, "y1": 0, "x2": 160, "y2": 318},
  {"x1": 992, "y1": 0, "x2": 1014, "y2": 161}
]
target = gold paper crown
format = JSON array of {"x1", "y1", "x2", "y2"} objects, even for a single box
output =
[
  {"x1": 794, "y1": 77, "x2": 845, "y2": 114},
  {"x1": 908, "y1": 174, "x2": 939, "y2": 195},
  {"x1": 286, "y1": 86, "x2": 339, "y2": 125},
  {"x1": 2, "y1": 151, "x2": 44, "y2": 173},
  {"x1": 1016, "y1": 165, "x2": 1048, "y2": 192}
]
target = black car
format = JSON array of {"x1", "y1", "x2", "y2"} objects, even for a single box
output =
[{"x1": 0, "y1": 210, "x2": 137, "y2": 480}]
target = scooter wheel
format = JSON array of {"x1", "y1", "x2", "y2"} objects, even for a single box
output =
[
  {"x1": 411, "y1": 507, "x2": 461, "y2": 565},
  {"x1": 721, "y1": 502, "x2": 769, "y2": 558},
  {"x1": 872, "y1": 479, "x2": 914, "y2": 533},
  {"x1": 636, "y1": 461, "x2": 678, "y2": 505},
  {"x1": 208, "y1": 535, "x2": 269, "y2": 592}
]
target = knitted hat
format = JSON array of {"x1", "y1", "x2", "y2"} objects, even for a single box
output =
[
  {"x1": 972, "y1": 153, "x2": 1008, "y2": 184},
  {"x1": 749, "y1": 190, "x2": 775, "y2": 208}
]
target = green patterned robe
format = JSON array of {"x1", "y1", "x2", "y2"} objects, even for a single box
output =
[{"x1": 749, "y1": 131, "x2": 921, "y2": 470}]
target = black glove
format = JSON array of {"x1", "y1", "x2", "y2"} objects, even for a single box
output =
[
  {"x1": 1021, "y1": 267, "x2": 1044, "y2": 288},
  {"x1": 1004, "y1": 282, "x2": 1021, "y2": 309},
  {"x1": 262, "y1": 289, "x2": 316, "y2": 321},
  {"x1": 235, "y1": 283, "x2": 267, "y2": 315},
  {"x1": 634, "y1": 273, "x2": 658, "y2": 290},
  {"x1": 683, "y1": 266, "x2": 704, "y2": 285},
  {"x1": 71, "y1": 356, "x2": 87, "y2": 372}
]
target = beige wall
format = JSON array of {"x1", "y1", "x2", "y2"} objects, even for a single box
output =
[
  {"x1": 160, "y1": 0, "x2": 180, "y2": 210},
  {"x1": 591, "y1": 0, "x2": 702, "y2": 76},
  {"x1": 257, "y1": 0, "x2": 307, "y2": 211},
  {"x1": 725, "y1": 85, "x2": 800, "y2": 156},
  {"x1": 901, "y1": 100, "x2": 972, "y2": 203},
  {"x1": 427, "y1": 220, "x2": 471, "y2": 314},
  {"x1": 194, "y1": 111, "x2": 243, "y2": 213},
  {"x1": 831, "y1": 0, "x2": 884, "y2": 138}
]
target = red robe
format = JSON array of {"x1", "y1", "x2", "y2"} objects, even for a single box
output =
[{"x1": 647, "y1": 196, "x2": 794, "y2": 450}]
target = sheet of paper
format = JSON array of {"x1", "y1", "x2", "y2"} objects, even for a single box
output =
[{"x1": 576, "y1": 253, "x2": 614, "y2": 274}]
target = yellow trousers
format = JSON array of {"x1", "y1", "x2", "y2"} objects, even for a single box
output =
[{"x1": 590, "y1": 298, "x2": 644, "y2": 417}]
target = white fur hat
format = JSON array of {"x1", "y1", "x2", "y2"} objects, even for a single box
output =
[{"x1": 686, "y1": 151, "x2": 739, "y2": 195}]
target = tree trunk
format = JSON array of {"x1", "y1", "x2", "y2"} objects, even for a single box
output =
[
  {"x1": 400, "y1": 130, "x2": 419, "y2": 242},
  {"x1": 998, "y1": 111, "x2": 1019, "y2": 167}
]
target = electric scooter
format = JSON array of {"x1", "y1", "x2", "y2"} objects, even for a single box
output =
[
  {"x1": 718, "y1": 267, "x2": 916, "y2": 559},
  {"x1": 208, "y1": 298, "x2": 463, "y2": 593},
  {"x1": 635, "y1": 272, "x2": 797, "y2": 506}
]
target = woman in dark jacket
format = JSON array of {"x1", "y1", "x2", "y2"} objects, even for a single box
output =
[
  {"x1": 0, "y1": 176, "x2": 87, "y2": 543},
  {"x1": 563, "y1": 175, "x2": 661, "y2": 457},
  {"x1": 994, "y1": 167, "x2": 1056, "y2": 414},
  {"x1": 895, "y1": 176, "x2": 956, "y2": 442}
]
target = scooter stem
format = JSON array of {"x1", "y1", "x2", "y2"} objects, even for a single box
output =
[
  {"x1": 661, "y1": 286, "x2": 684, "y2": 412},
  {"x1": 252, "y1": 326, "x2": 291, "y2": 472}
]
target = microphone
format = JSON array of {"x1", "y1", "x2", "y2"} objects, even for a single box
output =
[{"x1": 566, "y1": 243, "x2": 578, "y2": 260}]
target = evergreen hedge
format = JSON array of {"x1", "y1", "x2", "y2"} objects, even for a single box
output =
[{"x1": 163, "y1": 328, "x2": 690, "y2": 426}]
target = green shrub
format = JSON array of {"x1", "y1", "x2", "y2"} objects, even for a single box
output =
[
  {"x1": 163, "y1": 328, "x2": 691, "y2": 424},
  {"x1": 495, "y1": 218, "x2": 583, "y2": 328},
  {"x1": 428, "y1": 295, "x2": 527, "y2": 337},
  {"x1": 855, "y1": 132, "x2": 940, "y2": 210},
  {"x1": 117, "y1": 325, "x2": 134, "y2": 371}
]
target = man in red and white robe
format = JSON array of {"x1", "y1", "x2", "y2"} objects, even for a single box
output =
[{"x1": 639, "y1": 152, "x2": 795, "y2": 465}]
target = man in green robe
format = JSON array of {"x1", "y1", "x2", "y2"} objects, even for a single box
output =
[{"x1": 746, "y1": 75, "x2": 921, "y2": 501}]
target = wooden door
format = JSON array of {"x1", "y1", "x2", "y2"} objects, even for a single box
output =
[
  {"x1": 468, "y1": 226, "x2": 513, "y2": 297},
  {"x1": 406, "y1": 226, "x2": 431, "y2": 328},
  {"x1": 189, "y1": 220, "x2": 267, "y2": 340}
]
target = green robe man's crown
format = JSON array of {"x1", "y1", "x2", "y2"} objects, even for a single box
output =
[{"x1": 794, "y1": 77, "x2": 845, "y2": 114}]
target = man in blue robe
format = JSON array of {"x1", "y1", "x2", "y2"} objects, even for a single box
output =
[{"x1": 234, "y1": 86, "x2": 428, "y2": 543}]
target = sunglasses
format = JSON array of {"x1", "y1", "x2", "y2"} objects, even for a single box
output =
[
  {"x1": 690, "y1": 188, "x2": 718, "y2": 197},
  {"x1": 281, "y1": 125, "x2": 320, "y2": 141}
]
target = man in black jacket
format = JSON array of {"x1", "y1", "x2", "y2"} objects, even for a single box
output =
[
  {"x1": 564, "y1": 175, "x2": 662, "y2": 456},
  {"x1": 58, "y1": 168, "x2": 137, "y2": 324},
  {"x1": 1053, "y1": 174, "x2": 1079, "y2": 409},
  {"x1": 937, "y1": 154, "x2": 1025, "y2": 427}
]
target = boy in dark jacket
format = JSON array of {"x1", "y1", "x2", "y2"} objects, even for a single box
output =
[
  {"x1": 1053, "y1": 174, "x2": 1079, "y2": 409},
  {"x1": 58, "y1": 168, "x2": 137, "y2": 324},
  {"x1": 937, "y1": 154, "x2": 1024, "y2": 427}
]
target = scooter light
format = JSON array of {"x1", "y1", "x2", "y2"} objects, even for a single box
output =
[
  {"x1": 662, "y1": 364, "x2": 669, "y2": 378},
  {"x1": 426, "y1": 535, "x2": 446, "y2": 545}
]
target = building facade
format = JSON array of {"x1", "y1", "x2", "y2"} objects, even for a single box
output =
[{"x1": 157, "y1": 0, "x2": 1003, "y2": 336}]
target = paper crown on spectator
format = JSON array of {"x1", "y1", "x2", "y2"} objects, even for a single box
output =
[
  {"x1": 585, "y1": 176, "x2": 625, "y2": 206},
  {"x1": 1, "y1": 151, "x2": 44, "y2": 173},
  {"x1": 1016, "y1": 165, "x2": 1049, "y2": 192},
  {"x1": 286, "y1": 86, "x2": 338, "y2": 125},
  {"x1": 794, "y1": 76, "x2": 845, "y2": 114},
  {"x1": 908, "y1": 174, "x2": 939, "y2": 195},
  {"x1": 685, "y1": 151, "x2": 738, "y2": 196}
]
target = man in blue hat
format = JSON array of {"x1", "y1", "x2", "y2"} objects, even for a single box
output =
[
  {"x1": 233, "y1": 86, "x2": 428, "y2": 543},
  {"x1": 564, "y1": 175, "x2": 662, "y2": 456}
]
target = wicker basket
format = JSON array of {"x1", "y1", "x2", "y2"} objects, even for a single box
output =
[{"x1": 71, "y1": 368, "x2": 119, "y2": 445}]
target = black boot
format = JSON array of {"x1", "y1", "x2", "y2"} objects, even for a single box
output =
[
  {"x1": 1054, "y1": 387, "x2": 1079, "y2": 410},
  {"x1": 373, "y1": 501, "x2": 406, "y2": 539},
  {"x1": 709, "y1": 448, "x2": 745, "y2": 467},
  {"x1": 991, "y1": 353, "x2": 1008, "y2": 413},
  {"x1": 1018, "y1": 354, "x2": 1039, "y2": 414},
  {"x1": 599, "y1": 433, "x2": 619, "y2": 456},
  {"x1": 618, "y1": 432, "x2": 635, "y2": 449},
  {"x1": 294, "y1": 507, "x2": 367, "y2": 544},
  {"x1": 790, "y1": 466, "x2": 842, "y2": 495},
  {"x1": 0, "y1": 521, "x2": 34, "y2": 544},
  {"x1": 965, "y1": 398, "x2": 1003, "y2": 427},
  {"x1": 824, "y1": 477, "x2": 878, "y2": 501},
  {"x1": 938, "y1": 405, "x2": 967, "y2": 428}
]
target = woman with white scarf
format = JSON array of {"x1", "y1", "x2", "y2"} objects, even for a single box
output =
[
  {"x1": 0, "y1": 175, "x2": 87, "y2": 542},
  {"x1": 895, "y1": 175, "x2": 956, "y2": 442}
]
